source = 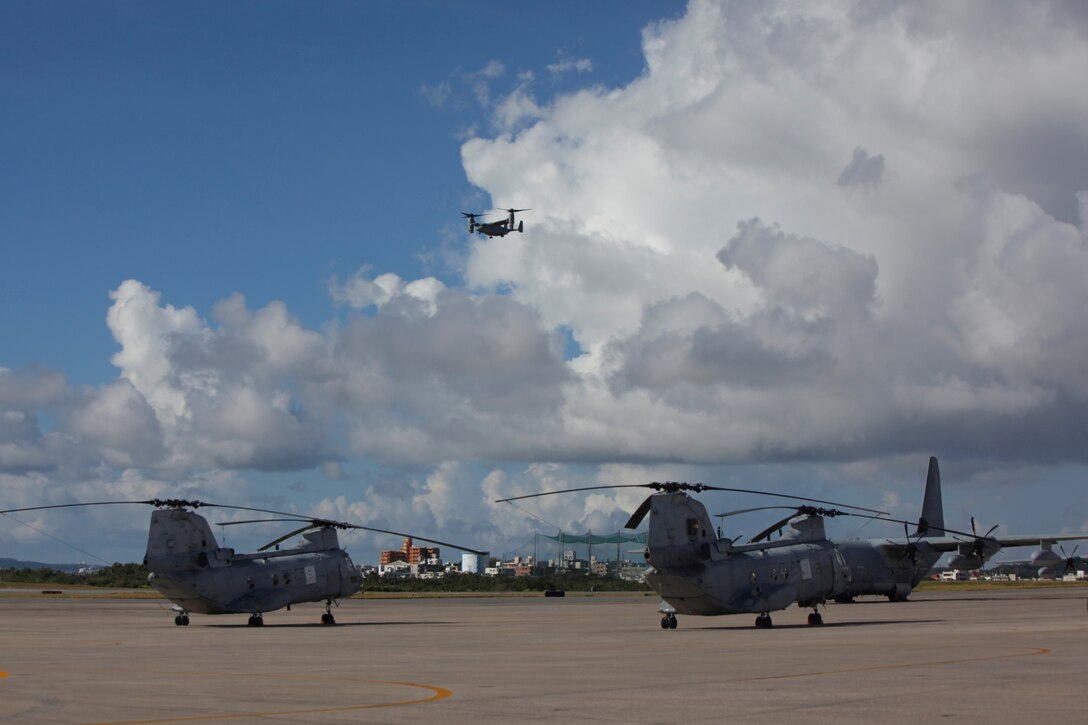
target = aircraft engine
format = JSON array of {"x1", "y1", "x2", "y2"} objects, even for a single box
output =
[
  {"x1": 948, "y1": 553, "x2": 982, "y2": 571},
  {"x1": 1031, "y1": 548, "x2": 1062, "y2": 568}
]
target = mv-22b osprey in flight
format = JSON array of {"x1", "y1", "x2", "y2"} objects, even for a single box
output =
[
  {"x1": 499, "y1": 457, "x2": 1087, "y2": 629},
  {"x1": 461, "y1": 208, "x2": 529, "y2": 238}
]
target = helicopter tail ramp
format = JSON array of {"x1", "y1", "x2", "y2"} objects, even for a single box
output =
[
  {"x1": 917, "y1": 456, "x2": 946, "y2": 537},
  {"x1": 145, "y1": 508, "x2": 230, "y2": 571}
]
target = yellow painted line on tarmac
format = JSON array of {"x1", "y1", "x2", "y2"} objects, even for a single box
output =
[
  {"x1": 78, "y1": 680, "x2": 451, "y2": 725},
  {"x1": 741, "y1": 646, "x2": 1050, "y2": 682}
]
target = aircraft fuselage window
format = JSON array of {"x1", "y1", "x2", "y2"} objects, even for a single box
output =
[{"x1": 687, "y1": 518, "x2": 700, "y2": 538}]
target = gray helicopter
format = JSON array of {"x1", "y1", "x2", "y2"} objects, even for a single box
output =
[
  {"x1": 462, "y1": 208, "x2": 529, "y2": 237},
  {"x1": 498, "y1": 457, "x2": 1088, "y2": 629},
  {"x1": 0, "y1": 498, "x2": 485, "y2": 626}
]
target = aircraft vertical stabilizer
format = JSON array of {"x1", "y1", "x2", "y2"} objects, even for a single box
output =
[
  {"x1": 917, "y1": 456, "x2": 945, "y2": 537},
  {"x1": 145, "y1": 508, "x2": 221, "y2": 571}
]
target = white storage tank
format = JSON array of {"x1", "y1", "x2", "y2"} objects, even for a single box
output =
[{"x1": 462, "y1": 552, "x2": 488, "y2": 574}]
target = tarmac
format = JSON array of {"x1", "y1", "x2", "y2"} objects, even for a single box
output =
[{"x1": 1, "y1": 588, "x2": 1086, "y2": 724}]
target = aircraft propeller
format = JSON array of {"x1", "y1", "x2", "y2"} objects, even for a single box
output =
[
  {"x1": 886, "y1": 522, "x2": 924, "y2": 566},
  {"x1": 1059, "y1": 543, "x2": 1081, "y2": 574},
  {"x1": 958, "y1": 516, "x2": 999, "y2": 562}
]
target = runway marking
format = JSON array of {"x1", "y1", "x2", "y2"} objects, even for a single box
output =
[
  {"x1": 740, "y1": 646, "x2": 1050, "y2": 681},
  {"x1": 78, "y1": 680, "x2": 451, "y2": 725}
]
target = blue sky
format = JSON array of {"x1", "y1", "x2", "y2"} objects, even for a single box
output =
[
  {"x1": 2, "y1": 1, "x2": 681, "y2": 384},
  {"x1": 3, "y1": 1, "x2": 1088, "y2": 565}
]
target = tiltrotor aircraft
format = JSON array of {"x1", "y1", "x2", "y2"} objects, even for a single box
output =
[
  {"x1": 0, "y1": 498, "x2": 484, "y2": 627},
  {"x1": 461, "y1": 208, "x2": 529, "y2": 237},
  {"x1": 498, "y1": 457, "x2": 1087, "y2": 629}
]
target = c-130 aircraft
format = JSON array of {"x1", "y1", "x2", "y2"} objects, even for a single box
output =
[{"x1": 499, "y1": 457, "x2": 1087, "y2": 629}]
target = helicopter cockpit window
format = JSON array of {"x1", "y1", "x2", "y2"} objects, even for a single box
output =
[
  {"x1": 687, "y1": 518, "x2": 700, "y2": 538},
  {"x1": 246, "y1": 577, "x2": 255, "y2": 590},
  {"x1": 271, "y1": 574, "x2": 279, "y2": 586}
]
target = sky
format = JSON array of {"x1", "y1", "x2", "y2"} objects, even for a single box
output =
[{"x1": 3, "y1": 0, "x2": 1088, "y2": 566}]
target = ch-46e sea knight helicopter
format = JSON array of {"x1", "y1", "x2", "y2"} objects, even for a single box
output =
[
  {"x1": 0, "y1": 498, "x2": 485, "y2": 627},
  {"x1": 497, "y1": 457, "x2": 1088, "y2": 629},
  {"x1": 461, "y1": 208, "x2": 529, "y2": 237}
]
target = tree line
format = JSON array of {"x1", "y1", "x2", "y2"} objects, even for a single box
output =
[{"x1": 0, "y1": 563, "x2": 151, "y2": 589}]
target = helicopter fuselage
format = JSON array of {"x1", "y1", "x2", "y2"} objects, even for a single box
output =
[
  {"x1": 148, "y1": 548, "x2": 361, "y2": 615},
  {"x1": 143, "y1": 507, "x2": 362, "y2": 617},
  {"x1": 641, "y1": 492, "x2": 936, "y2": 617}
]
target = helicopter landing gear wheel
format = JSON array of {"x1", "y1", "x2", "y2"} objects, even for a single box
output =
[
  {"x1": 807, "y1": 611, "x2": 823, "y2": 626},
  {"x1": 247, "y1": 614, "x2": 264, "y2": 627},
  {"x1": 658, "y1": 613, "x2": 677, "y2": 629},
  {"x1": 173, "y1": 614, "x2": 189, "y2": 626},
  {"x1": 321, "y1": 599, "x2": 337, "y2": 625},
  {"x1": 755, "y1": 613, "x2": 773, "y2": 628},
  {"x1": 660, "y1": 616, "x2": 669, "y2": 629}
]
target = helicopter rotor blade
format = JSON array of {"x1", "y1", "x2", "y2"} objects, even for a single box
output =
[
  {"x1": 257, "y1": 524, "x2": 320, "y2": 552},
  {"x1": 193, "y1": 502, "x2": 488, "y2": 555},
  {"x1": 3, "y1": 499, "x2": 486, "y2": 556},
  {"x1": 496, "y1": 484, "x2": 652, "y2": 503},
  {"x1": 339, "y1": 523, "x2": 487, "y2": 555},
  {"x1": 713, "y1": 506, "x2": 802, "y2": 519},
  {"x1": 624, "y1": 496, "x2": 654, "y2": 530},
  {"x1": 0, "y1": 500, "x2": 201, "y2": 515},
  {"x1": 216, "y1": 518, "x2": 312, "y2": 527},
  {"x1": 749, "y1": 512, "x2": 805, "y2": 543},
  {"x1": 497, "y1": 482, "x2": 887, "y2": 516},
  {"x1": 746, "y1": 506, "x2": 854, "y2": 543}
]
